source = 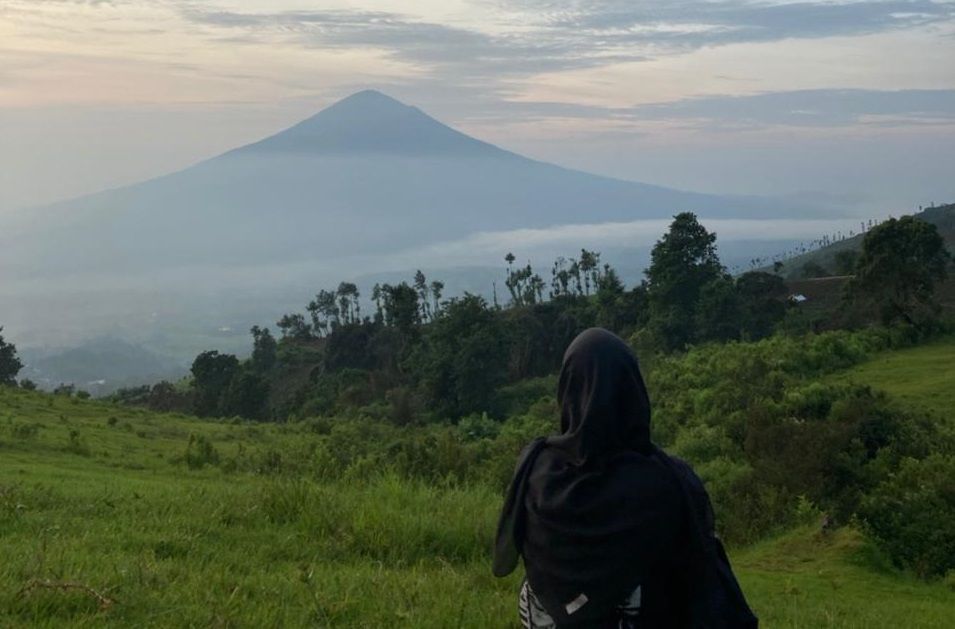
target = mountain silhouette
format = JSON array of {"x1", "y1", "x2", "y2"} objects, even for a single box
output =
[
  {"x1": 236, "y1": 90, "x2": 508, "y2": 157},
  {"x1": 0, "y1": 90, "x2": 827, "y2": 277}
]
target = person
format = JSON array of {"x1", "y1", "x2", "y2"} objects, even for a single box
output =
[{"x1": 493, "y1": 328, "x2": 757, "y2": 628}]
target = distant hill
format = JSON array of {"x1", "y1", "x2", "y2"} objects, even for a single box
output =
[
  {"x1": 0, "y1": 90, "x2": 830, "y2": 279},
  {"x1": 19, "y1": 337, "x2": 184, "y2": 395}
]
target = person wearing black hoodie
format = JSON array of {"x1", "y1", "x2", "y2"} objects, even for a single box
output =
[{"x1": 493, "y1": 328, "x2": 757, "y2": 628}]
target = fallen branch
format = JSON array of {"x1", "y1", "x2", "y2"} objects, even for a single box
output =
[{"x1": 17, "y1": 579, "x2": 117, "y2": 611}]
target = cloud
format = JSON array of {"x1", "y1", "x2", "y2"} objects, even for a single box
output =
[
  {"x1": 180, "y1": 1, "x2": 955, "y2": 82},
  {"x1": 626, "y1": 88, "x2": 955, "y2": 128},
  {"x1": 183, "y1": 9, "x2": 617, "y2": 79},
  {"x1": 393, "y1": 88, "x2": 955, "y2": 132},
  {"x1": 326, "y1": 216, "x2": 866, "y2": 273},
  {"x1": 535, "y1": 0, "x2": 955, "y2": 45}
]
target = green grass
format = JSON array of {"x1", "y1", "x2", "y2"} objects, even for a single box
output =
[
  {"x1": 735, "y1": 528, "x2": 954, "y2": 628},
  {"x1": 2, "y1": 386, "x2": 953, "y2": 627},
  {"x1": 830, "y1": 335, "x2": 955, "y2": 417}
]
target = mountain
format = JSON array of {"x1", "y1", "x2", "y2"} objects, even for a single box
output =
[
  {"x1": 19, "y1": 337, "x2": 184, "y2": 395},
  {"x1": 0, "y1": 90, "x2": 828, "y2": 279}
]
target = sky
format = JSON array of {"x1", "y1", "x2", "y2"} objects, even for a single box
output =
[{"x1": 2, "y1": 0, "x2": 955, "y2": 213}]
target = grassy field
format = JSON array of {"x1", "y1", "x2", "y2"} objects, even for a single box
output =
[
  {"x1": 830, "y1": 335, "x2": 955, "y2": 416},
  {"x1": 2, "y1": 379, "x2": 953, "y2": 627}
]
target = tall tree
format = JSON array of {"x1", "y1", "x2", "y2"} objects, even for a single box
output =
[
  {"x1": 646, "y1": 213, "x2": 724, "y2": 350},
  {"x1": 381, "y1": 282, "x2": 420, "y2": 335},
  {"x1": 414, "y1": 270, "x2": 431, "y2": 321},
  {"x1": 336, "y1": 282, "x2": 360, "y2": 325},
  {"x1": 0, "y1": 326, "x2": 24, "y2": 386},
  {"x1": 276, "y1": 313, "x2": 312, "y2": 341},
  {"x1": 847, "y1": 216, "x2": 951, "y2": 326},
  {"x1": 190, "y1": 350, "x2": 240, "y2": 417},
  {"x1": 250, "y1": 326, "x2": 278, "y2": 372},
  {"x1": 308, "y1": 289, "x2": 339, "y2": 335},
  {"x1": 430, "y1": 280, "x2": 445, "y2": 318},
  {"x1": 578, "y1": 249, "x2": 600, "y2": 295}
]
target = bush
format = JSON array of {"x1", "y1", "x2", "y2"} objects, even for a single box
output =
[
  {"x1": 65, "y1": 428, "x2": 91, "y2": 456},
  {"x1": 53, "y1": 383, "x2": 75, "y2": 397},
  {"x1": 859, "y1": 454, "x2": 955, "y2": 577},
  {"x1": 11, "y1": 422, "x2": 40, "y2": 440},
  {"x1": 184, "y1": 433, "x2": 220, "y2": 469},
  {"x1": 458, "y1": 413, "x2": 500, "y2": 441}
]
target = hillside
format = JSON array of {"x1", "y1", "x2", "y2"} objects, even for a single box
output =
[
  {"x1": 18, "y1": 338, "x2": 183, "y2": 395},
  {"x1": 829, "y1": 335, "x2": 955, "y2": 416},
  {"x1": 2, "y1": 378, "x2": 953, "y2": 627},
  {"x1": 775, "y1": 202, "x2": 955, "y2": 279}
]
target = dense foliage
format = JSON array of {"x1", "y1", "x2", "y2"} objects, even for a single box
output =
[
  {"x1": 0, "y1": 326, "x2": 23, "y2": 386},
  {"x1": 846, "y1": 216, "x2": 951, "y2": 326}
]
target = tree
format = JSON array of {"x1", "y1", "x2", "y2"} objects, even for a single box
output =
[
  {"x1": 551, "y1": 256, "x2": 572, "y2": 297},
  {"x1": 336, "y1": 282, "x2": 360, "y2": 325},
  {"x1": 578, "y1": 249, "x2": 600, "y2": 295},
  {"x1": 694, "y1": 276, "x2": 740, "y2": 342},
  {"x1": 276, "y1": 313, "x2": 312, "y2": 341},
  {"x1": 250, "y1": 326, "x2": 277, "y2": 372},
  {"x1": 736, "y1": 271, "x2": 788, "y2": 340},
  {"x1": 847, "y1": 216, "x2": 951, "y2": 326},
  {"x1": 594, "y1": 265, "x2": 629, "y2": 331},
  {"x1": 191, "y1": 350, "x2": 240, "y2": 416},
  {"x1": 430, "y1": 280, "x2": 445, "y2": 318},
  {"x1": 0, "y1": 327, "x2": 23, "y2": 386},
  {"x1": 505, "y1": 259, "x2": 541, "y2": 307},
  {"x1": 221, "y1": 371, "x2": 270, "y2": 420},
  {"x1": 307, "y1": 290, "x2": 338, "y2": 336},
  {"x1": 380, "y1": 282, "x2": 420, "y2": 335},
  {"x1": 646, "y1": 213, "x2": 724, "y2": 350},
  {"x1": 414, "y1": 270, "x2": 431, "y2": 321},
  {"x1": 410, "y1": 294, "x2": 507, "y2": 418}
]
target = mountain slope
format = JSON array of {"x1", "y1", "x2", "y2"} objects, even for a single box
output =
[
  {"x1": 0, "y1": 90, "x2": 827, "y2": 278},
  {"x1": 775, "y1": 202, "x2": 954, "y2": 278}
]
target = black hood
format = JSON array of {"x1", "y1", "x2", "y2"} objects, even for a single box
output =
[{"x1": 551, "y1": 327, "x2": 652, "y2": 465}]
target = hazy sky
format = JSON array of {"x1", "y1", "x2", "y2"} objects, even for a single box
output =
[{"x1": 2, "y1": 0, "x2": 954, "y2": 212}]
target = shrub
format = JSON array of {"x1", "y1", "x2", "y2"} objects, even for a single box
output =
[
  {"x1": 184, "y1": 433, "x2": 219, "y2": 469},
  {"x1": 53, "y1": 383, "x2": 75, "y2": 397},
  {"x1": 11, "y1": 422, "x2": 40, "y2": 440},
  {"x1": 66, "y1": 428, "x2": 91, "y2": 456},
  {"x1": 859, "y1": 454, "x2": 955, "y2": 577},
  {"x1": 458, "y1": 413, "x2": 500, "y2": 441}
]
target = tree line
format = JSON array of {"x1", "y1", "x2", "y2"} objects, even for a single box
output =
[
  {"x1": 3, "y1": 209, "x2": 948, "y2": 425},
  {"x1": 105, "y1": 210, "x2": 948, "y2": 423}
]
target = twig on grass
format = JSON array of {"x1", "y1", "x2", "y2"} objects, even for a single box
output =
[{"x1": 17, "y1": 578, "x2": 117, "y2": 611}]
